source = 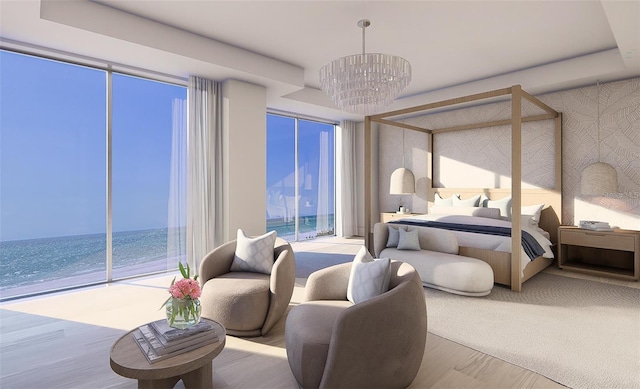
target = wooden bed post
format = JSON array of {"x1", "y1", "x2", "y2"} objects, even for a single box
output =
[
  {"x1": 427, "y1": 132, "x2": 433, "y2": 210},
  {"x1": 364, "y1": 116, "x2": 372, "y2": 251},
  {"x1": 511, "y1": 85, "x2": 523, "y2": 292},
  {"x1": 556, "y1": 113, "x2": 563, "y2": 226}
]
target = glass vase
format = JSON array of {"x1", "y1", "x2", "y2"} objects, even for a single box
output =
[{"x1": 166, "y1": 297, "x2": 201, "y2": 329}]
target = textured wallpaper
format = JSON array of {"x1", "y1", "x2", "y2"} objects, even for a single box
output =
[{"x1": 378, "y1": 78, "x2": 640, "y2": 230}]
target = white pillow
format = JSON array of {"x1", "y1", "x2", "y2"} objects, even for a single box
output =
[
  {"x1": 522, "y1": 204, "x2": 545, "y2": 226},
  {"x1": 453, "y1": 195, "x2": 481, "y2": 207},
  {"x1": 434, "y1": 193, "x2": 459, "y2": 206},
  {"x1": 484, "y1": 196, "x2": 512, "y2": 219},
  {"x1": 430, "y1": 205, "x2": 501, "y2": 219},
  {"x1": 386, "y1": 225, "x2": 404, "y2": 247},
  {"x1": 230, "y1": 229, "x2": 277, "y2": 275},
  {"x1": 347, "y1": 246, "x2": 391, "y2": 304},
  {"x1": 397, "y1": 228, "x2": 421, "y2": 250}
]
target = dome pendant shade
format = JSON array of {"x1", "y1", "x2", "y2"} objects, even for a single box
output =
[
  {"x1": 580, "y1": 162, "x2": 618, "y2": 195},
  {"x1": 390, "y1": 168, "x2": 415, "y2": 194}
]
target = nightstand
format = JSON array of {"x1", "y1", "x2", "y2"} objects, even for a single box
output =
[
  {"x1": 380, "y1": 212, "x2": 423, "y2": 223},
  {"x1": 557, "y1": 226, "x2": 639, "y2": 281}
]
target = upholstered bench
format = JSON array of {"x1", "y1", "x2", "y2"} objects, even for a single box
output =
[{"x1": 374, "y1": 223, "x2": 494, "y2": 296}]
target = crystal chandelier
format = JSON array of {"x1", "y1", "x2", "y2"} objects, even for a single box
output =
[{"x1": 319, "y1": 19, "x2": 412, "y2": 115}]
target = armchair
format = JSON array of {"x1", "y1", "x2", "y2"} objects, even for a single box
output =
[
  {"x1": 285, "y1": 260, "x2": 427, "y2": 388},
  {"x1": 198, "y1": 237, "x2": 295, "y2": 337}
]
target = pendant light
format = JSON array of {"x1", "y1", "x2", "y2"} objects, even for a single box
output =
[
  {"x1": 390, "y1": 129, "x2": 415, "y2": 194},
  {"x1": 580, "y1": 81, "x2": 618, "y2": 195},
  {"x1": 319, "y1": 19, "x2": 412, "y2": 115}
]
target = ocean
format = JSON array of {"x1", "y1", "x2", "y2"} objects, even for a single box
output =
[
  {"x1": 0, "y1": 228, "x2": 185, "y2": 298},
  {"x1": 0, "y1": 216, "x2": 334, "y2": 299}
]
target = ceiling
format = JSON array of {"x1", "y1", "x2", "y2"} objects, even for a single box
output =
[{"x1": 1, "y1": 0, "x2": 639, "y2": 122}]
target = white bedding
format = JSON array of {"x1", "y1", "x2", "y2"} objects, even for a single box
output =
[{"x1": 397, "y1": 214, "x2": 554, "y2": 275}]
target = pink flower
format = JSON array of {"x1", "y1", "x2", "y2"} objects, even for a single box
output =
[{"x1": 169, "y1": 278, "x2": 201, "y2": 300}]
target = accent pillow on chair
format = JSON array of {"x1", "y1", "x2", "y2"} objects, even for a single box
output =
[
  {"x1": 346, "y1": 246, "x2": 391, "y2": 304},
  {"x1": 230, "y1": 229, "x2": 277, "y2": 274}
]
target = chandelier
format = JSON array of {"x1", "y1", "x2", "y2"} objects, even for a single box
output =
[{"x1": 319, "y1": 19, "x2": 412, "y2": 115}]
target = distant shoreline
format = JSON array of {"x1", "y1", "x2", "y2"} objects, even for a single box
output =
[{"x1": 1, "y1": 218, "x2": 335, "y2": 300}]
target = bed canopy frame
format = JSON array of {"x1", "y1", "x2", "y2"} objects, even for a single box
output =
[{"x1": 364, "y1": 85, "x2": 562, "y2": 291}]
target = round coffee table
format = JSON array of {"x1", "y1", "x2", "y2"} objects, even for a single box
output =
[{"x1": 110, "y1": 318, "x2": 226, "y2": 389}]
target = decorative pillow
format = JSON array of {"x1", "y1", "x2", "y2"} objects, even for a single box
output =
[
  {"x1": 430, "y1": 205, "x2": 501, "y2": 219},
  {"x1": 230, "y1": 229, "x2": 277, "y2": 275},
  {"x1": 386, "y1": 225, "x2": 404, "y2": 247},
  {"x1": 522, "y1": 204, "x2": 545, "y2": 226},
  {"x1": 434, "y1": 193, "x2": 459, "y2": 206},
  {"x1": 453, "y1": 195, "x2": 481, "y2": 207},
  {"x1": 397, "y1": 228, "x2": 421, "y2": 250},
  {"x1": 347, "y1": 246, "x2": 391, "y2": 304},
  {"x1": 484, "y1": 196, "x2": 512, "y2": 219}
]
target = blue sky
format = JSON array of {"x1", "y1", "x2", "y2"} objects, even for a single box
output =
[
  {"x1": 0, "y1": 50, "x2": 334, "y2": 242},
  {"x1": 266, "y1": 114, "x2": 335, "y2": 215},
  {"x1": 0, "y1": 50, "x2": 186, "y2": 241}
]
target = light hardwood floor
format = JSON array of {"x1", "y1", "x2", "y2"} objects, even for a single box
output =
[{"x1": 0, "y1": 238, "x2": 569, "y2": 389}]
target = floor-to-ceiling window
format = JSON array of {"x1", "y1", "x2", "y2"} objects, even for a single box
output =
[
  {"x1": 0, "y1": 50, "x2": 187, "y2": 300},
  {"x1": 266, "y1": 113, "x2": 335, "y2": 241}
]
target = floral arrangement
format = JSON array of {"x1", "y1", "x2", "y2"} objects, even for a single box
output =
[{"x1": 162, "y1": 263, "x2": 202, "y2": 328}]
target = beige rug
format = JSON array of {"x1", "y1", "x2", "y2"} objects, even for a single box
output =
[{"x1": 424, "y1": 272, "x2": 640, "y2": 389}]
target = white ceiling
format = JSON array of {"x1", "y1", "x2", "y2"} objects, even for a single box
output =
[{"x1": 1, "y1": 0, "x2": 639, "y2": 122}]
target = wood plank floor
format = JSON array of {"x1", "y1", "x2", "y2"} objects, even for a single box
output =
[{"x1": 0, "y1": 271, "x2": 565, "y2": 389}]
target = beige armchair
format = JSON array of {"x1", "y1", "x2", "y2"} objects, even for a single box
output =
[
  {"x1": 285, "y1": 260, "x2": 427, "y2": 388},
  {"x1": 198, "y1": 237, "x2": 296, "y2": 337}
]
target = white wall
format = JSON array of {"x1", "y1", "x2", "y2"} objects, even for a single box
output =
[{"x1": 222, "y1": 79, "x2": 267, "y2": 241}]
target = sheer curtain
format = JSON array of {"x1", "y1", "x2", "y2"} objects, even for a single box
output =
[
  {"x1": 315, "y1": 131, "x2": 330, "y2": 235},
  {"x1": 338, "y1": 120, "x2": 358, "y2": 237},
  {"x1": 167, "y1": 98, "x2": 187, "y2": 269},
  {"x1": 187, "y1": 76, "x2": 223, "y2": 272}
]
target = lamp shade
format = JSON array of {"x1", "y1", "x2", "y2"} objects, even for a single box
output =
[
  {"x1": 580, "y1": 162, "x2": 618, "y2": 195},
  {"x1": 390, "y1": 168, "x2": 415, "y2": 194}
]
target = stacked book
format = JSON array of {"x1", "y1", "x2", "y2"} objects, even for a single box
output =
[{"x1": 132, "y1": 319, "x2": 218, "y2": 364}]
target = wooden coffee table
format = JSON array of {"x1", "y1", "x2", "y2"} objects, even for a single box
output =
[{"x1": 110, "y1": 318, "x2": 226, "y2": 389}]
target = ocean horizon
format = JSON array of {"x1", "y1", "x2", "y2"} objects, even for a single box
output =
[
  {"x1": 0, "y1": 227, "x2": 186, "y2": 298},
  {"x1": 1, "y1": 216, "x2": 334, "y2": 299}
]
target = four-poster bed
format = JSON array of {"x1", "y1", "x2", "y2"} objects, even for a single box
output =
[{"x1": 364, "y1": 85, "x2": 562, "y2": 292}]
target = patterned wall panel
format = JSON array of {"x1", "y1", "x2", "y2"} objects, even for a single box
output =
[{"x1": 377, "y1": 78, "x2": 639, "y2": 229}]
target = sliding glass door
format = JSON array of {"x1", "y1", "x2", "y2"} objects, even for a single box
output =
[
  {"x1": 266, "y1": 113, "x2": 335, "y2": 241},
  {"x1": 0, "y1": 51, "x2": 107, "y2": 297},
  {"x1": 111, "y1": 74, "x2": 187, "y2": 280},
  {"x1": 0, "y1": 50, "x2": 187, "y2": 300}
]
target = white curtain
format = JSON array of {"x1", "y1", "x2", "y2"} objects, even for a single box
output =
[
  {"x1": 315, "y1": 131, "x2": 330, "y2": 235},
  {"x1": 187, "y1": 76, "x2": 223, "y2": 273},
  {"x1": 167, "y1": 98, "x2": 187, "y2": 269},
  {"x1": 338, "y1": 120, "x2": 358, "y2": 237}
]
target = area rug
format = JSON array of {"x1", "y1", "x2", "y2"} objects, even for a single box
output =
[{"x1": 424, "y1": 273, "x2": 640, "y2": 389}]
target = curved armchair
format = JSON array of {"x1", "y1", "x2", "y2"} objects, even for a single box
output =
[
  {"x1": 198, "y1": 237, "x2": 295, "y2": 337},
  {"x1": 285, "y1": 260, "x2": 427, "y2": 388}
]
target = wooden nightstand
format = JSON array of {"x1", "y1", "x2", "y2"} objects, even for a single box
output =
[
  {"x1": 380, "y1": 212, "x2": 423, "y2": 223},
  {"x1": 557, "y1": 226, "x2": 639, "y2": 281}
]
